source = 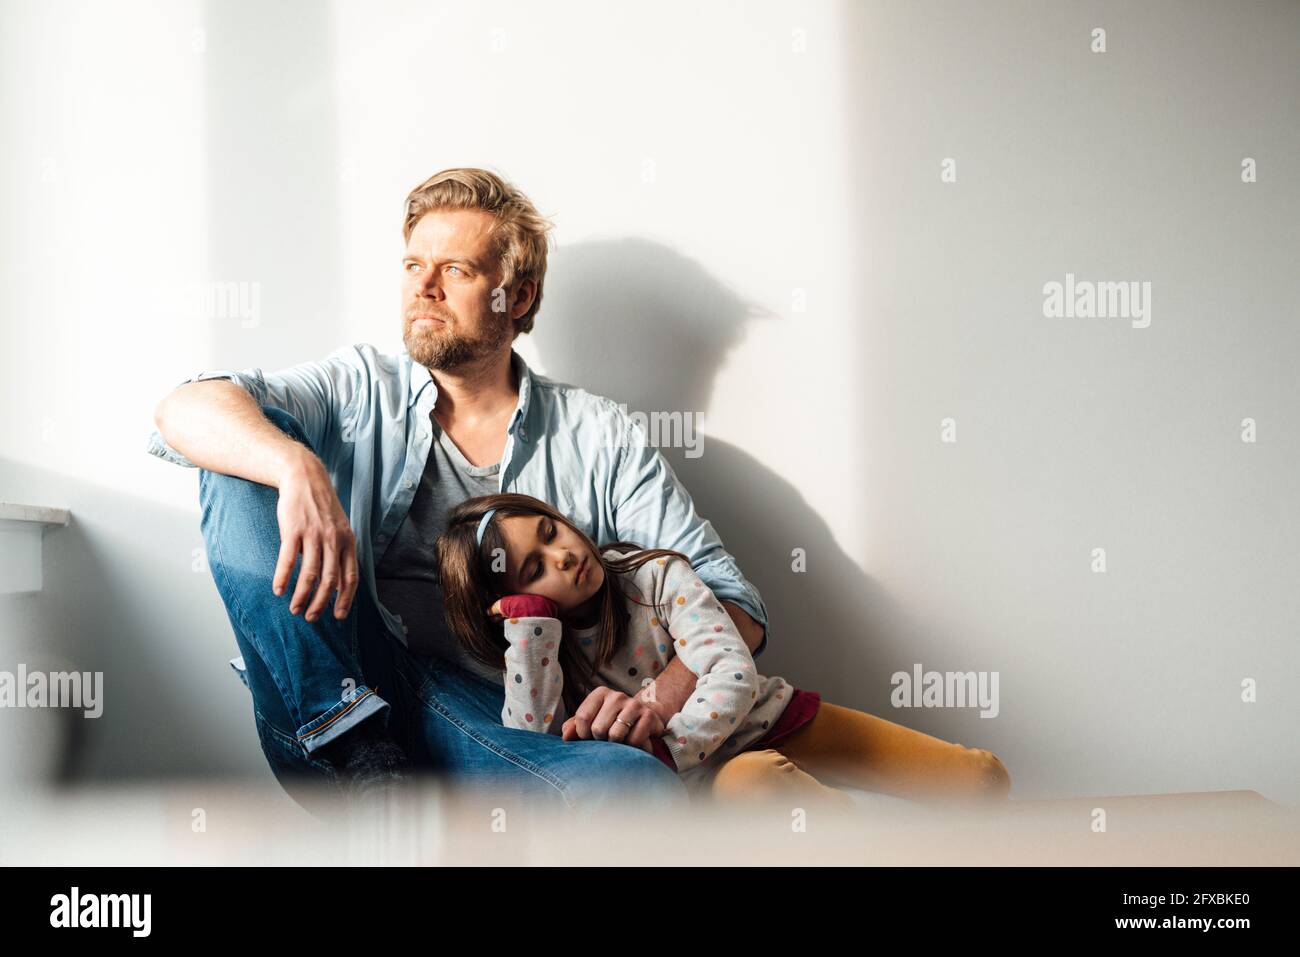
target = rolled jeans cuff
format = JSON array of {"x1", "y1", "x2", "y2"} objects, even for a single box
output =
[{"x1": 295, "y1": 686, "x2": 389, "y2": 755}]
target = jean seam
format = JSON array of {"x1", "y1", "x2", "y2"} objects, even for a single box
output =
[
  {"x1": 204, "y1": 470, "x2": 373, "y2": 751},
  {"x1": 255, "y1": 708, "x2": 335, "y2": 777},
  {"x1": 397, "y1": 664, "x2": 575, "y2": 808},
  {"x1": 205, "y1": 494, "x2": 308, "y2": 739},
  {"x1": 294, "y1": 687, "x2": 380, "y2": 741}
]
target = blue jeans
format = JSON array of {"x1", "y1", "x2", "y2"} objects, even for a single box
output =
[{"x1": 198, "y1": 405, "x2": 688, "y2": 818}]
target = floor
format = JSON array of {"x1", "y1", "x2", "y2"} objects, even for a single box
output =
[{"x1": 2, "y1": 780, "x2": 1295, "y2": 866}]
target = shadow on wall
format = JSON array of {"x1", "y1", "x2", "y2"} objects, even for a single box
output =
[
  {"x1": 533, "y1": 239, "x2": 943, "y2": 724},
  {"x1": 0, "y1": 456, "x2": 275, "y2": 787}
]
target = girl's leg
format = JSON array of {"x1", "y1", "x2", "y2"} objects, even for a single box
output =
[
  {"x1": 709, "y1": 748, "x2": 856, "y2": 811},
  {"x1": 773, "y1": 702, "x2": 1012, "y2": 805}
]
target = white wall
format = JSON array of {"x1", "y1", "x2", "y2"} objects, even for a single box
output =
[{"x1": 1, "y1": 0, "x2": 1296, "y2": 803}]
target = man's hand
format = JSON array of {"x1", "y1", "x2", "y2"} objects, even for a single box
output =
[
  {"x1": 273, "y1": 450, "x2": 360, "y2": 622},
  {"x1": 153, "y1": 377, "x2": 359, "y2": 621},
  {"x1": 561, "y1": 686, "x2": 666, "y2": 751}
]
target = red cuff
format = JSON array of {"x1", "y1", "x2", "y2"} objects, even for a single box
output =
[
  {"x1": 650, "y1": 736, "x2": 677, "y2": 771},
  {"x1": 499, "y1": 594, "x2": 560, "y2": 620}
]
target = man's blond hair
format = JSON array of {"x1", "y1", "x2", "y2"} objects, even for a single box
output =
[{"x1": 403, "y1": 167, "x2": 555, "y2": 336}]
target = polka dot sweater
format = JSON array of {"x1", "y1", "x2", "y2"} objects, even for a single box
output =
[{"x1": 500, "y1": 548, "x2": 795, "y2": 787}]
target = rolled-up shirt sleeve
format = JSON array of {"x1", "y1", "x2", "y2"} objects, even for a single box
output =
[
  {"x1": 609, "y1": 413, "x2": 771, "y2": 657},
  {"x1": 146, "y1": 353, "x2": 359, "y2": 469}
]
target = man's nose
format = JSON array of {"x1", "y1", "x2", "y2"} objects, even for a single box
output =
[{"x1": 416, "y1": 273, "x2": 444, "y2": 299}]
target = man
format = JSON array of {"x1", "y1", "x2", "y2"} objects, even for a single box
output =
[{"x1": 149, "y1": 167, "x2": 769, "y2": 816}]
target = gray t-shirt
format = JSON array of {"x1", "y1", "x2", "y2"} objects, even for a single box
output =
[{"x1": 374, "y1": 411, "x2": 503, "y2": 683}]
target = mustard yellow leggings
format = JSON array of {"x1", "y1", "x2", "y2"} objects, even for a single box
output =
[{"x1": 709, "y1": 701, "x2": 1012, "y2": 808}]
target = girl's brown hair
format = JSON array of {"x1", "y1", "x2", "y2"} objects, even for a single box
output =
[{"x1": 435, "y1": 492, "x2": 690, "y2": 718}]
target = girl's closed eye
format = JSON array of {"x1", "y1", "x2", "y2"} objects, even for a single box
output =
[
  {"x1": 492, "y1": 511, "x2": 606, "y2": 614},
  {"x1": 525, "y1": 521, "x2": 557, "y2": 582}
]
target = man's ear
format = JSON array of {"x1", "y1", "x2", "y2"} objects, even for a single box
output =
[{"x1": 509, "y1": 278, "x2": 537, "y2": 321}]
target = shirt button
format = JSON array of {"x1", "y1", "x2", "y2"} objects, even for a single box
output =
[{"x1": 405, "y1": 479, "x2": 414, "y2": 490}]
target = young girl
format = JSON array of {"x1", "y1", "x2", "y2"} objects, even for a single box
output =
[{"x1": 435, "y1": 492, "x2": 1012, "y2": 807}]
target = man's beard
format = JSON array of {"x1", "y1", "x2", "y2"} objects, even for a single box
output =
[{"x1": 402, "y1": 307, "x2": 512, "y2": 370}]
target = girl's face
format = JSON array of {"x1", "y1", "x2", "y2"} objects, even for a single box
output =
[{"x1": 494, "y1": 513, "x2": 606, "y2": 613}]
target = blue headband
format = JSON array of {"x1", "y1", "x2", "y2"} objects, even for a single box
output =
[{"x1": 475, "y1": 507, "x2": 498, "y2": 547}]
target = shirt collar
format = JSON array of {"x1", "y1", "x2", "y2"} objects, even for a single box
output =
[{"x1": 406, "y1": 347, "x2": 535, "y2": 435}]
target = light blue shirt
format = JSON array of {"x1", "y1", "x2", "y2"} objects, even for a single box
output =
[{"x1": 147, "y1": 344, "x2": 769, "y2": 661}]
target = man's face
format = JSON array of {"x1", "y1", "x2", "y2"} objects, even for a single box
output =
[{"x1": 402, "y1": 208, "x2": 512, "y2": 370}]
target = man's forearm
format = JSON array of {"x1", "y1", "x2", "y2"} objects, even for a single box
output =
[
  {"x1": 638, "y1": 655, "x2": 697, "y2": 724},
  {"x1": 153, "y1": 380, "x2": 313, "y2": 487},
  {"x1": 721, "y1": 600, "x2": 765, "y2": 655},
  {"x1": 638, "y1": 602, "x2": 766, "y2": 723}
]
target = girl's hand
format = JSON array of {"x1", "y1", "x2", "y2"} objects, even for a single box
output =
[
  {"x1": 562, "y1": 686, "x2": 666, "y2": 751},
  {"x1": 487, "y1": 594, "x2": 561, "y2": 621}
]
